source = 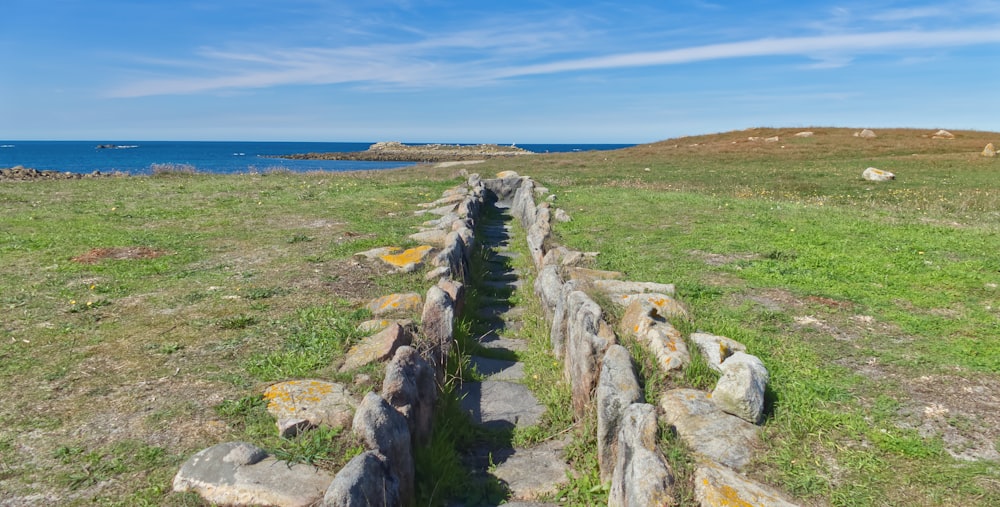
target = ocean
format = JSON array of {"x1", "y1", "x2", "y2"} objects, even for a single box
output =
[{"x1": 0, "y1": 141, "x2": 634, "y2": 175}]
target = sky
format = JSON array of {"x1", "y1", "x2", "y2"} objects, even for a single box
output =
[{"x1": 1, "y1": 1, "x2": 999, "y2": 143}]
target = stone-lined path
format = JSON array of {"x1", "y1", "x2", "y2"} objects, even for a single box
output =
[{"x1": 455, "y1": 202, "x2": 570, "y2": 506}]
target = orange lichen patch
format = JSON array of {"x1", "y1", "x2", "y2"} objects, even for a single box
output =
[
  {"x1": 367, "y1": 293, "x2": 423, "y2": 316},
  {"x1": 263, "y1": 380, "x2": 336, "y2": 409},
  {"x1": 71, "y1": 246, "x2": 166, "y2": 264},
  {"x1": 379, "y1": 245, "x2": 433, "y2": 267},
  {"x1": 496, "y1": 170, "x2": 520, "y2": 178}
]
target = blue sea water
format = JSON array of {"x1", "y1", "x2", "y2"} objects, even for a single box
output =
[{"x1": 0, "y1": 141, "x2": 633, "y2": 175}]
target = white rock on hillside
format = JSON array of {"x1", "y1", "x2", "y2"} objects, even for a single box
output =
[
  {"x1": 862, "y1": 167, "x2": 895, "y2": 182},
  {"x1": 983, "y1": 143, "x2": 996, "y2": 157}
]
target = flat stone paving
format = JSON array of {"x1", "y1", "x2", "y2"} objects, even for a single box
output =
[{"x1": 454, "y1": 204, "x2": 570, "y2": 505}]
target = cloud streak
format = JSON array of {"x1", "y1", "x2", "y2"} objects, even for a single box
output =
[{"x1": 108, "y1": 28, "x2": 1000, "y2": 97}]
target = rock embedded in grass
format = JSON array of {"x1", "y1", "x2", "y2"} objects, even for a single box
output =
[
  {"x1": 983, "y1": 143, "x2": 996, "y2": 157},
  {"x1": 690, "y1": 332, "x2": 748, "y2": 373},
  {"x1": 660, "y1": 389, "x2": 760, "y2": 470},
  {"x1": 339, "y1": 322, "x2": 413, "y2": 372},
  {"x1": 862, "y1": 167, "x2": 895, "y2": 182},
  {"x1": 711, "y1": 351, "x2": 770, "y2": 425},
  {"x1": 263, "y1": 380, "x2": 357, "y2": 431},
  {"x1": 367, "y1": 293, "x2": 423, "y2": 317}
]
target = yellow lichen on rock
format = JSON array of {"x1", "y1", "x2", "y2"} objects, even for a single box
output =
[
  {"x1": 367, "y1": 293, "x2": 423, "y2": 316},
  {"x1": 379, "y1": 245, "x2": 433, "y2": 267}
]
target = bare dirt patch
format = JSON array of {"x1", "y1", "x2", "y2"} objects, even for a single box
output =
[{"x1": 70, "y1": 247, "x2": 167, "y2": 264}]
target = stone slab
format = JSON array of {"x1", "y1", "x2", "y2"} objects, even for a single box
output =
[
  {"x1": 659, "y1": 389, "x2": 759, "y2": 470},
  {"x1": 459, "y1": 380, "x2": 544, "y2": 430},
  {"x1": 470, "y1": 356, "x2": 525, "y2": 381}
]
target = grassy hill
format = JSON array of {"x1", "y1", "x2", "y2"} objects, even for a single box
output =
[{"x1": 1, "y1": 127, "x2": 997, "y2": 505}]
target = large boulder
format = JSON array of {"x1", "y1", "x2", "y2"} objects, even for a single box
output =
[
  {"x1": 174, "y1": 442, "x2": 334, "y2": 507},
  {"x1": 931, "y1": 129, "x2": 955, "y2": 139},
  {"x1": 597, "y1": 345, "x2": 643, "y2": 481},
  {"x1": 983, "y1": 143, "x2": 996, "y2": 157},
  {"x1": 862, "y1": 167, "x2": 894, "y2": 182},
  {"x1": 856, "y1": 129, "x2": 877, "y2": 138},
  {"x1": 711, "y1": 351, "x2": 769, "y2": 424},
  {"x1": 609, "y1": 404, "x2": 675, "y2": 507},
  {"x1": 263, "y1": 380, "x2": 357, "y2": 431}
]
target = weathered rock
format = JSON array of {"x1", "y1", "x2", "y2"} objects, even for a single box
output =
[
  {"x1": 421, "y1": 212, "x2": 460, "y2": 229},
  {"x1": 382, "y1": 346, "x2": 437, "y2": 446},
  {"x1": 567, "y1": 267, "x2": 623, "y2": 282},
  {"x1": 597, "y1": 345, "x2": 643, "y2": 481},
  {"x1": 323, "y1": 451, "x2": 400, "y2": 507},
  {"x1": 712, "y1": 351, "x2": 769, "y2": 424},
  {"x1": 534, "y1": 264, "x2": 564, "y2": 317},
  {"x1": 356, "y1": 319, "x2": 394, "y2": 334},
  {"x1": 491, "y1": 439, "x2": 571, "y2": 501},
  {"x1": 794, "y1": 131, "x2": 814, "y2": 137},
  {"x1": 862, "y1": 167, "x2": 894, "y2": 182},
  {"x1": 609, "y1": 404, "x2": 675, "y2": 507},
  {"x1": 592, "y1": 279, "x2": 676, "y2": 297},
  {"x1": 932, "y1": 129, "x2": 955, "y2": 139},
  {"x1": 695, "y1": 460, "x2": 800, "y2": 507},
  {"x1": 378, "y1": 245, "x2": 434, "y2": 272},
  {"x1": 459, "y1": 380, "x2": 545, "y2": 430},
  {"x1": 470, "y1": 355, "x2": 525, "y2": 381},
  {"x1": 263, "y1": 380, "x2": 357, "y2": 430},
  {"x1": 660, "y1": 389, "x2": 759, "y2": 470},
  {"x1": 417, "y1": 193, "x2": 467, "y2": 208},
  {"x1": 690, "y1": 332, "x2": 747, "y2": 373},
  {"x1": 549, "y1": 280, "x2": 582, "y2": 358},
  {"x1": 856, "y1": 129, "x2": 877, "y2": 138},
  {"x1": 496, "y1": 170, "x2": 520, "y2": 179},
  {"x1": 367, "y1": 293, "x2": 423, "y2": 317},
  {"x1": 352, "y1": 392, "x2": 413, "y2": 502},
  {"x1": 414, "y1": 203, "x2": 459, "y2": 216},
  {"x1": 983, "y1": 143, "x2": 996, "y2": 157},
  {"x1": 339, "y1": 323, "x2": 413, "y2": 372},
  {"x1": 614, "y1": 293, "x2": 688, "y2": 321},
  {"x1": 418, "y1": 285, "x2": 454, "y2": 377},
  {"x1": 620, "y1": 298, "x2": 689, "y2": 372},
  {"x1": 764, "y1": 136, "x2": 780, "y2": 143},
  {"x1": 553, "y1": 208, "x2": 571, "y2": 223},
  {"x1": 353, "y1": 246, "x2": 398, "y2": 261},
  {"x1": 277, "y1": 418, "x2": 313, "y2": 439},
  {"x1": 173, "y1": 442, "x2": 334, "y2": 507},
  {"x1": 407, "y1": 229, "x2": 449, "y2": 247},
  {"x1": 436, "y1": 277, "x2": 465, "y2": 316},
  {"x1": 423, "y1": 265, "x2": 451, "y2": 281},
  {"x1": 564, "y1": 291, "x2": 614, "y2": 417}
]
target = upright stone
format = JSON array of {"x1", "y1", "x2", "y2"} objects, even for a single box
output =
[
  {"x1": 597, "y1": 345, "x2": 643, "y2": 482},
  {"x1": 352, "y1": 392, "x2": 414, "y2": 503},
  {"x1": 609, "y1": 404, "x2": 675, "y2": 507},
  {"x1": 711, "y1": 351, "x2": 769, "y2": 424},
  {"x1": 323, "y1": 451, "x2": 401, "y2": 507},
  {"x1": 690, "y1": 332, "x2": 747, "y2": 373},
  {"x1": 418, "y1": 285, "x2": 454, "y2": 379},
  {"x1": 382, "y1": 346, "x2": 437, "y2": 446},
  {"x1": 564, "y1": 291, "x2": 614, "y2": 417}
]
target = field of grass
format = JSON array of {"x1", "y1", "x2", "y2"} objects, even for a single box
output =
[{"x1": 2, "y1": 127, "x2": 998, "y2": 506}]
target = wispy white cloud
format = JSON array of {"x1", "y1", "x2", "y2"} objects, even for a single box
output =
[{"x1": 107, "y1": 27, "x2": 1000, "y2": 97}]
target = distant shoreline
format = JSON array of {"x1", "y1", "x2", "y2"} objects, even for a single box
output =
[{"x1": 275, "y1": 141, "x2": 535, "y2": 163}]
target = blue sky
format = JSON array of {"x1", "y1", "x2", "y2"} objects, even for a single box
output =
[{"x1": 1, "y1": 1, "x2": 998, "y2": 143}]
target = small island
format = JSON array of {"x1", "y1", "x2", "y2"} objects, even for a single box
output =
[{"x1": 276, "y1": 141, "x2": 534, "y2": 163}]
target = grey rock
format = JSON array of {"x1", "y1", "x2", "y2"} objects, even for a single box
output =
[
  {"x1": 660, "y1": 389, "x2": 760, "y2": 470},
  {"x1": 408, "y1": 229, "x2": 449, "y2": 247},
  {"x1": 277, "y1": 418, "x2": 313, "y2": 439},
  {"x1": 492, "y1": 439, "x2": 571, "y2": 501},
  {"x1": 690, "y1": 332, "x2": 747, "y2": 373},
  {"x1": 533, "y1": 264, "x2": 563, "y2": 318},
  {"x1": 173, "y1": 442, "x2": 333, "y2": 507},
  {"x1": 352, "y1": 392, "x2": 413, "y2": 501},
  {"x1": 712, "y1": 351, "x2": 769, "y2": 424},
  {"x1": 564, "y1": 291, "x2": 614, "y2": 417},
  {"x1": 382, "y1": 346, "x2": 437, "y2": 446},
  {"x1": 862, "y1": 167, "x2": 895, "y2": 182},
  {"x1": 470, "y1": 355, "x2": 524, "y2": 381},
  {"x1": 339, "y1": 323, "x2": 412, "y2": 372},
  {"x1": 614, "y1": 293, "x2": 688, "y2": 321},
  {"x1": 597, "y1": 345, "x2": 643, "y2": 481},
  {"x1": 620, "y1": 299, "x2": 689, "y2": 372},
  {"x1": 592, "y1": 279, "x2": 676, "y2": 297},
  {"x1": 418, "y1": 285, "x2": 455, "y2": 377},
  {"x1": 932, "y1": 129, "x2": 955, "y2": 139},
  {"x1": 553, "y1": 208, "x2": 571, "y2": 222},
  {"x1": 459, "y1": 380, "x2": 545, "y2": 430},
  {"x1": 323, "y1": 451, "x2": 400, "y2": 507},
  {"x1": 695, "y1": 461, "x2": 801, "y2": 507},
  {"x1": 609, "y1": 404, "x2": 675, "y2": 507},
  {"x1": 263, "y1": 380, "x2": 357, "y2": 431}
]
